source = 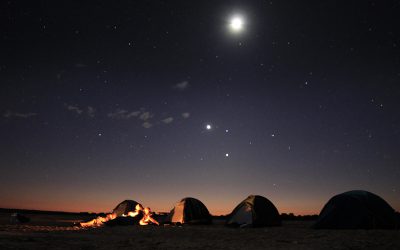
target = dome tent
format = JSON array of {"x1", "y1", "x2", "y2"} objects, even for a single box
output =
[
  {"x1": 112, "y1": 200, "x2": 140, "y2": 217},
  {"x1": 226, "y1": 195, "x2": 281, "y2": 227},
  {"x1": 314, "y1": 190, "x2": 398, "y2": 229},
  {"x1": 167, "y1": 197, "x2": 212, "y2": 224}
]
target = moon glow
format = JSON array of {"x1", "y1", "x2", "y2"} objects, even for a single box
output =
[{"x1": 229, "y1": 16, "x2": 244, "y2": 33}]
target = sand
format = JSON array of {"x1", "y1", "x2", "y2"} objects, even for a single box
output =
[{"x1": 0, "y1": 212, "x2": 399, "y2": 250}]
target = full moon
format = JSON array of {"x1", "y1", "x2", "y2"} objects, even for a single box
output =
[
  {"x1": 229, "y1": 16, "x2": 244, "y2": 33},
  {"x1": 206, "y1": 124, "x2": 212, "y2": 130}
]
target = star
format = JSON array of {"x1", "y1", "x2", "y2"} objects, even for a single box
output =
[
  {"x1": 206, "y1": 124, "x2": 212, "y2": 130},
  {"x1": 225, "y1": 153, "x2": 229, "y2": 157}
]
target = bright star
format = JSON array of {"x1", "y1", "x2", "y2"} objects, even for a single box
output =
[
  {"x1": 225, "y1": 153, "x2": 229, "y2": 157},
  {"x1": 206, "y1": 124, "x2": 212, "y2": 130}
]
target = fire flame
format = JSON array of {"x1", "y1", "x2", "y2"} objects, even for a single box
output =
[
  {"x1": 79, "y1": 203, "x2": 159, "y2": 227},
  {"x1": 140, "y1": 207, "x2": 159, "y2": 226}
]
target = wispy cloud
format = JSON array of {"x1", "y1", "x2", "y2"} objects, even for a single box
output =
[
  {"x1": 182, "y1": 112, "x2": 190, "y2": 119},
  {"x1": 3, "y1": 111, "x2": 37, "y2": 119},
  {"x1": 172, "y1": 80, "x2": 189, "y2": 91},
  {"x1": 162, "y1": 117, "x2": 174, "y2": 124},
  {"x1": 142, "y1": 121, "x2": 153, "y2": 129},
  {"x1": 87, "y1": 106, "x2": 96, "y2": 117},
  {"x1": 63, "y1": 104, "x2": 189, "y2": 130},
  {"x1": 108, "y1": 109, "x2": 141, "y2": 119},
  {"x1": 139, "y1": 112, "x2": 154, "y2": 121},
  {"x1": 66, "y1": 105, "x2": 83, "y2": 115},
  {"x1": 66, "y1": 104, "x2": 95, "y2": 117},
  {"x1": 108, "y1": 108, "x2": 157, "y2": 128},
  {"x1": 75, "y1": 63, "x2": 87, "y2": 68}
]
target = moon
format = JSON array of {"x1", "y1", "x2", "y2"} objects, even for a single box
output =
[
  {"x1": 206, "y1": 124, "x2": 212, "y2": 130},
  {"x1": 229, "y1": 16, "x2": 244, "y2": 33}
]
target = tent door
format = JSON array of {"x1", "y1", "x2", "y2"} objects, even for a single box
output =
[
  {"x1": 230, "y1": 205, "x2": 253, "y2": 225},
  {"x1": 171, "y1": 202, "x2": 185, "y2": 223}
]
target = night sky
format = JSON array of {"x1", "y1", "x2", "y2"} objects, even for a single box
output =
[{"x1": 1, "y1": 1, "x2": 399, "y2": 215}]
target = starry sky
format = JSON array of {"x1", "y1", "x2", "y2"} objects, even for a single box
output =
[{"x1": 1, "y1": 1, "x2": 399, "y2": 215}]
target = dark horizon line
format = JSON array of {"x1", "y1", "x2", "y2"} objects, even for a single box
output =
[{"x1": 0, "y1": 207, "x2": 322, "y2": 218}]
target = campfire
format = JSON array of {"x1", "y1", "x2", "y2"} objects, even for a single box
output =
[{"x1": 80, "y1": 204, "x2": 159, "y2": 227}]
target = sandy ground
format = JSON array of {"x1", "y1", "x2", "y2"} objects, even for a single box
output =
[{"x1": 0, "y1": 213, "x2": 399, "y2": 250}]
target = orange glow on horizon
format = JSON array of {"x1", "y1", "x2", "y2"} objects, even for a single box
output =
[
  {"x1": 3, "y1": 196, "x2": 399, "y2": 216},
  {"x1": 2, "y1": 201, "x2": 322, "y2": 216}
]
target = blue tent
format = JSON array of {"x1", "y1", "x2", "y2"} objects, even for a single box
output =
[{"x1": 314, "y1": 190, "x2": 398, "y2": 229}]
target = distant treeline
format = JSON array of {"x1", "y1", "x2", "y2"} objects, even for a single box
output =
[
  {"x1": 1, "y1": 208, "x2": 319, "y2": 221},
  {"x1": 212, "y1": 213, "x2": 318, "y2": 221},
  {"x1": 280, "y1": 213, "x2": 318, "y2": 221}
]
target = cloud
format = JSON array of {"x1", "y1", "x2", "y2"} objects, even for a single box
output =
[
  {"x1": 172, "y1": 81, "x2": 189, "y2": 91},
  {"x1": 66, "y1": 104, "x2": 95, "y2": 117},
  {"x1": 108, "y1": 108, "x2": 158, "y2": 129},
  {"x1": 67, "y1": 105, "x2": 83, "y2": 115},
  {"x1": 182, "y1": 112, "x2": 190, "y2": 119},
  {"x1": 142, "y1": 121, "x2": 153, "y2": 129},
  {"x1": 162, "y1": 117, "x2": 174, "y2": 124},
  {"x1": 75, "y1": 63, "x2": 87, "y2": 68},
  {"x1": 108, "y1": 109, "x2": 141, "y2": 119},
  {"x1": 139, "y1": 112, "x2": 153, "y2": 121},
  {"x1": 87, "y1": 106, "x2": 96, "y2": 117},
  {"x1": 128, "y1": 111, "x2": 141, "y2": 118},
  {"x1": 3, "y1": 111, "x2": 37, "y2": 119}
]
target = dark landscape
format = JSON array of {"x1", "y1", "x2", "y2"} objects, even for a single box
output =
[{"x1": 1, "y1": 209, "x2": 399, "y2": 250}]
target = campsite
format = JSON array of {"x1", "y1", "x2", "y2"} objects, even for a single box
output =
[
  {"x1": 2, "y1": 1, "x2": 400, "y2": 249},
  {"x1": 1, "y1": 212, "x2": 399, "y2": 250},
  {"x1": 1, "y1": 192, "x2": 400, "y2": 249}
]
